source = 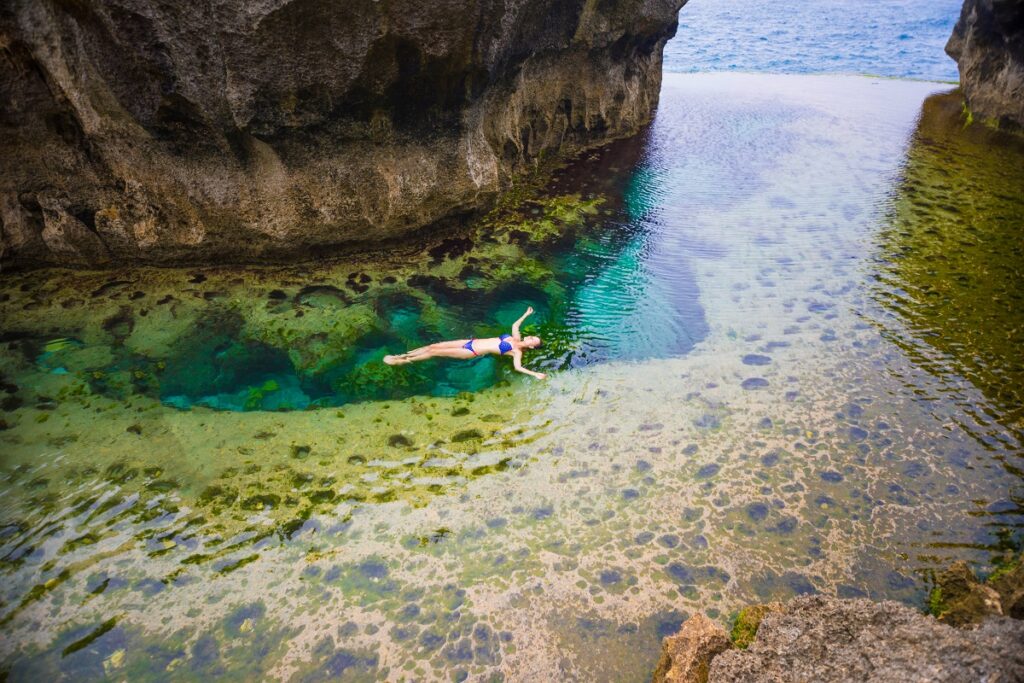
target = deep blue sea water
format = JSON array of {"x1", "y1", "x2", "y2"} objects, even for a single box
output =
[{"x1": 666, "y1": 0, "x2": 963, "y2": 81}]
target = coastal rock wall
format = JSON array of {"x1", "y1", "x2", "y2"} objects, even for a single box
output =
[
  {"x1": 946, "y1": 0, "x2": 1024, "y2": 129},
  {"x1": 0, "y1": 0, "x2": 684, "y2": 267}
]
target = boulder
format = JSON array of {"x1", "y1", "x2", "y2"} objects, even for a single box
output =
[
  {"x1": 931, "y1": 560, "x2": 1004, "y2": 626},
  {"x1": 989, "y1": 559, "x2": 1024, "y2": 620},
  {"x1": 653, "y1": 613, "x2": 732, "y2": 683},
  {"x1": 946, "y1": 0, "x2": 1024, "y2": 129},
  {"x1": 709, "y1": 595, "x2": 1024, "y2": 683}
]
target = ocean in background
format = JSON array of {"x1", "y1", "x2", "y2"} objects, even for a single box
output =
[{"x1": 666, "y1": 0, "x2": 963, "y2": 82}]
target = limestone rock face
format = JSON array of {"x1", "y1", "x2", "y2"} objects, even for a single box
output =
[
  {"x1": 652, "y1": 613, "x2": 732, "y2": 683},
  {"x1": 0, "y1": 0, "x2": 685, "y2": 267},
  {"x1": 709, "y1": 595, "x2": 1024, "y2": 683},
  {"x1": 946, "y1": 0, "x2": 1024, "y2": 129}
]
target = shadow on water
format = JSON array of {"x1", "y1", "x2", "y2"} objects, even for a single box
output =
[
  {"x1": 6, "y1": 130, "x2": 709, "y2": 412},
  {"x1": 871, "y1": 91, "x2": 1024, "y2": 449}
]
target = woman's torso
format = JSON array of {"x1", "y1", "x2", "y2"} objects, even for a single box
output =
[{"x1": 469, "y1": 334, "x2": 514, "y2": 355}]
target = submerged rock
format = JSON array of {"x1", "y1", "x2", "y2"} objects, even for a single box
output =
[
  {"x1": 653, "y1": 613, "x2": 732, "y2": 683},
  {"x1": 989, "y1": 559, "x2": 1024, "y2": 619},
  {"x1": 931, "y1": 556, "x2": 1024, "y2": 625},
  {"x1": 946, "y1": 0, "x2": 1024, "y2": 130},
  {"x1": 708, "y1": 595, "x2": 1024, "y2": 682},
  {"x1": 0, "y1": 0, "x2": 685, "y2": 267},
  {"x1": 930, "y1": 560, "x2": 1003, "y2": 626}
]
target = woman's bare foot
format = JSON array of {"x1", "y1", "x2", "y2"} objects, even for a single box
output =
[{"x1": 383, "y1": 355, "x2": 404, "y2": 365}]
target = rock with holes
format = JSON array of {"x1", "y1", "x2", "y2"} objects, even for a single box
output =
[
  {"x1": 709, "y1": 595, "x2": 1024, "y2": 683},
  {"x1": 653, "y1": 613, "x2": 733, "y2": 683}
]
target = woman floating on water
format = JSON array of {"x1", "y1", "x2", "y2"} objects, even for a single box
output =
[{"x1": 384, "y1": 307, "x2": 547, "y2": 379}]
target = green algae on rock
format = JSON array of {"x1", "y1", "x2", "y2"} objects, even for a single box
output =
[
  {"x1": 946, "y1": 0, "x2": 1024, "y2": 130},
  {"x1": 728, "y1": 603, "x2": 782, "y2": 649}
]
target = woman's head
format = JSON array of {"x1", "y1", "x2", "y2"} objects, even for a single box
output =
[{"x1": 522, "y1": 335, "x2": 542, "y2": 348}]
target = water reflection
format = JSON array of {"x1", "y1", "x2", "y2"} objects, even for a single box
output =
[
  {"x1": 872, "y1": 91, "x2": 1024, "y2": 446},
  {"x1": 0, "y1": 135, "x2": 709, "y2": 413}
]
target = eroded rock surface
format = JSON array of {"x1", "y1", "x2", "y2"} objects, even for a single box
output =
[
  {"x1": 989, "y1": 560, "x2": 1024, "y2": 619},
  {"x1": 0, "y1": 0, "x2": 684, "y2": 267},
  {"x1": 946, "y1": 0, "x2": 1024, "y2": 129},
  {"x1": 709, "y1": 595, "x2": 1024, "y2": 683},
  {"x1": 653, "y1": 613, "x2": 732, "y2": 683},
  {"x1": 932, "y1": 560, "x2": 1004, "y2": 626}
]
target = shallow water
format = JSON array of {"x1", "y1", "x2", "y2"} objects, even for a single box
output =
[
  {"x1": 1, "y1": 73, "x2": 1023, "y2": 680},
  {"x1": 666, "y1": 0, "x2": 962, "y2": 82}
]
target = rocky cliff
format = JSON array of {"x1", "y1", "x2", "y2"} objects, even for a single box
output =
[
  {"x1": 946, "y1": 0, "x2": 1024, "y2": 129},
  {"x1": 0, "y1": 0, "x2": 684, "y2": 267}
]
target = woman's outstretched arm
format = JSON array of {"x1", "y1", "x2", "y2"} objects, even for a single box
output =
[
  {"x1": 512, "y1": 349, "x2": 546, "y2": 380},
  {"x1": 511, "y1": 306, "x2": 534, "y2": 340}
]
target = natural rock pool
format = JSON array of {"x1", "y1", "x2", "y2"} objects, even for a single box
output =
[{"x1": 1, "y1": 73, "x2": 1022, "y2": 680}]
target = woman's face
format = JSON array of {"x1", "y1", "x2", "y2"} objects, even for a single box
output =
[{"x1": 523, "y1": 336, "x2": 541, "y2": 348}]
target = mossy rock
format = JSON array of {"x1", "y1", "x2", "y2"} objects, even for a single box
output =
[
  {"x1": 988, "y1": 555, "x2": 1024, "y2": 619},
  {"x1": 931, "y1": 561, "x2": 1002, "y2": 626},
  {"x1": 730, "y1": 602, "x2": 782, "y2": 649}
]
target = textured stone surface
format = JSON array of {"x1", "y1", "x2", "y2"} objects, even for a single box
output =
[
  {"x1": 709, "y1": 595, "x2": 1024, "y2": 683},
  {"x1": 0, "y1": 0, "x2": 685, "y2": 267},
  {"x1": 946, "y1": 0, "x2": 1024, "y2": 129},
  {"x1": 990, "y1": 560, "x2": 1024, "y2": 620},
  {"x1": 653, "y1": 613, "x2": 733, "y2": 683},
  {"x1": 932, "y1": 560, "x2": 1004, "y2": 626},
  {"x1": 728, "y1": 602, "x2": 782, "y2": 649}
]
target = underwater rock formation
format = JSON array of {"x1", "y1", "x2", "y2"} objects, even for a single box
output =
[
  {"x1": 930, "y1": 561, "x2": 1004, "y2": 626},
  {"x1": 946, "y1": 0, "x2": 1024, "y2": 129},
  {"x1": 0, "y1": 0, "x2": 685, "y2": 267},
  {"x1": 930, "y1": 557, "x2": 1024, "y2": 625}
]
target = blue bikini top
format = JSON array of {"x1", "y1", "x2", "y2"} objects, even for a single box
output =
[{"x1": 498, "y1": 334, "x2": 513, "y2": 355}]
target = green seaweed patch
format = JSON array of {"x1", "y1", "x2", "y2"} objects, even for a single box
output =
[
  {"x1": 987, "y1": 555, "x2": 1021, "y2": 584},
  {"x1": 61, "y1": 532, "x2": 101, "y2": 553},
  {"x1": 928, "y1": 586, "x2": 948, "y2": 618},
  {"x1": 451, "y1": 429, "x2": 484, "y2": 443},
  {"x1": 218, "y1": 553, "x2": 260, "y2": 575},
  {"x1": 61, "y1": 615, "x2": 119, "y2": 657},
  {"x1": 729, "y1": 604, "x2": 780, "y2": 649},
  {"x1": 469, "y1": 458, "x2": 512, "y2": 477}
]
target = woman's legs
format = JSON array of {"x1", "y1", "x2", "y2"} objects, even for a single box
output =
[{"x1": 384, "y1": 340, "x2": 475, "y2": 365}]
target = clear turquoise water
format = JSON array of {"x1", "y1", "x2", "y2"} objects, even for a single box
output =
[
  {"x1": 4, "y1": 5, "x2": 1024, "y2": 677},
  {"x1": 667, "y1": 0, "x2": 962, "y2": 81},
  {"x1": 3, "y1": 73, "x2": 1022, "y2": 681}
]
